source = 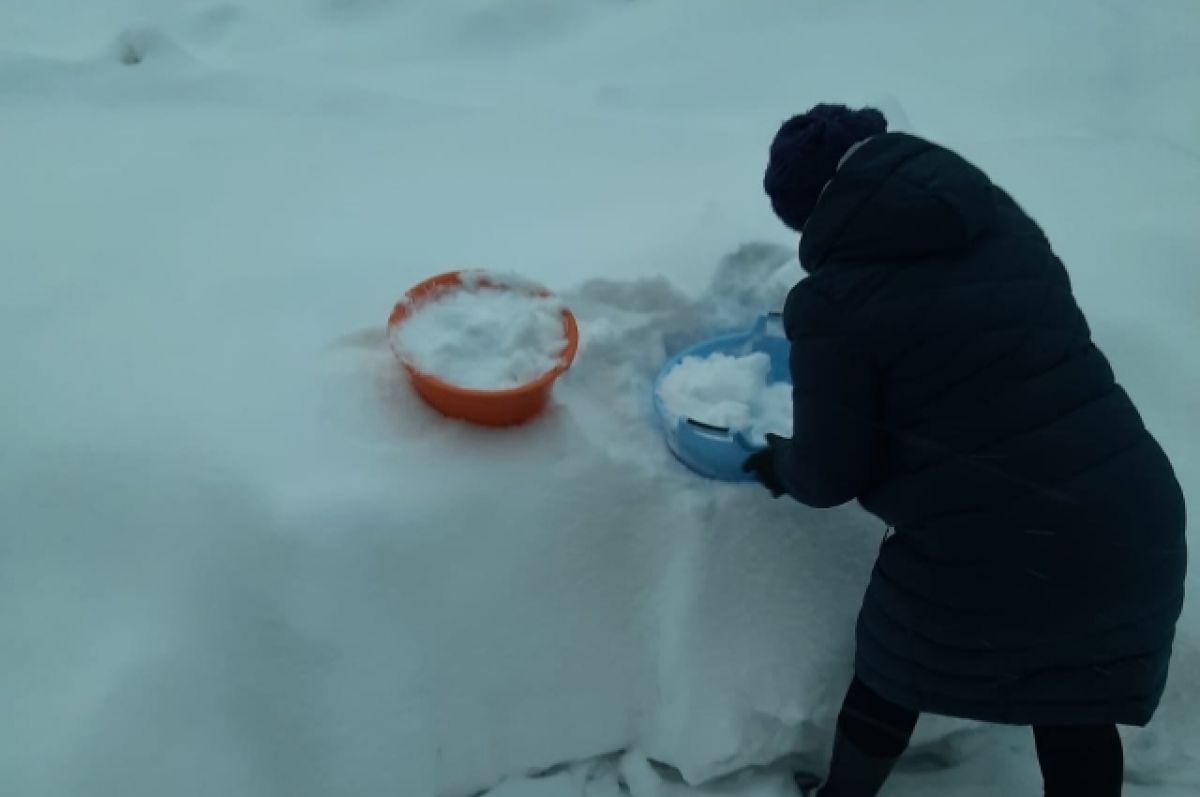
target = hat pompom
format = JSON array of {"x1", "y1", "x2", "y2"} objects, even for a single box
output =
[{"x1": 764, "y1": 104, "x2": 888, "y2": 232}]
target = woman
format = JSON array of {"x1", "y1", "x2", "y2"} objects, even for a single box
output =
[{"x1": 742, "y1": 104, "x2": 1187, "y2": 796}]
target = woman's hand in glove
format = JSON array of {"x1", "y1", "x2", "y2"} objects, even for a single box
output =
[{"x1": 742, "y1": 434, "x2": 787, "y2": 498}]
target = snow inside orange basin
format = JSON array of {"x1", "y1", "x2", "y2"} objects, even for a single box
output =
[{"x1": 387, "y1": 270, "x2": 579, "y2": 427}]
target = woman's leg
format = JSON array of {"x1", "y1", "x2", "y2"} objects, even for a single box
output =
[
  {"x1": 1033, "y1": 724, "x2": 1124, "y2": 797},
  {"x1": 838, "y1": 677, "x2": 921, "y2": 757},
  {"x1": 815, "y1": 677, "x2": 919, "y2": 796}
]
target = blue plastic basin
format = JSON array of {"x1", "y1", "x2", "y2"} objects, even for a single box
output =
[{"x1": 652, "y1": 313, "x2": 792, "y2": 482}]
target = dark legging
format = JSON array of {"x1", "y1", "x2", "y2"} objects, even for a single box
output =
[{"x1": 839, "y1": 677, "x2": 1125, "y2": 795}]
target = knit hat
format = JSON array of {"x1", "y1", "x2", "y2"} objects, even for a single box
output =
[{"x1": 764, "y1": 104, "x2": 888, "y2": 232}]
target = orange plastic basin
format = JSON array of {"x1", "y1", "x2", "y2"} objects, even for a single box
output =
[{"x1": 387, "y1": 270, "x2": 579, "y2": 427}]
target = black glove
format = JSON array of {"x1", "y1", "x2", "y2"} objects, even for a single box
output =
[{"x1": 742, "y1": 434, "x2": 788, "y2": 498}]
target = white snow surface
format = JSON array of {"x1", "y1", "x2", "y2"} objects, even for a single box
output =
[
  {"x1": 393, "y1": 286, "x2": 567, "y2": 389},
  {"x1": 2, "y1": 2, "x2": 1198, "y2": 797},
  {"x1": 658, "y1": 353, "x2": 793, "y2": 444}
]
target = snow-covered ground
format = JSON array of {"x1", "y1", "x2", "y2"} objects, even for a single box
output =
[{"x1": 1, "y1": 1, "x2": 1197, "y2": 796}]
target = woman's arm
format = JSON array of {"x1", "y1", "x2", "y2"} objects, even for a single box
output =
[{"x1": 772, "y1": 291, "x2": 878, "y2": 507}]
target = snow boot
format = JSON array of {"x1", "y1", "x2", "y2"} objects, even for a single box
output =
[{"x1": 804, "y1": 729, "x2": 903, "y2": 797}]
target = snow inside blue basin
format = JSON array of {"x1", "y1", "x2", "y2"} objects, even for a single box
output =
[{"x1": 653, "y1": 313, "x2": 792, "y2": 482}]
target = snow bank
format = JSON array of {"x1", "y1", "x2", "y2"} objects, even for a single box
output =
[
  {"x1": 658, "y1": 352, "x2": 793, "y2": 444},
  {"x1": 1, "y1": 1, "x2": 1198, "y2": 797},
  {"x1": 392, "y1": 286, "x2": 567, "y2": 389},
  {"x1": 0, "y1": 242, "x2": 898, "y2": 797}
]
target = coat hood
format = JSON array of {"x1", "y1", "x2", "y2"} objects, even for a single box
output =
[{"x1": 799, "y1": 133, "x2": 997, "y2": 272}]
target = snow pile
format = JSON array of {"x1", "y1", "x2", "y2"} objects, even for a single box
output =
[
  {"x1": 391, "y1": 285, "x2": 567, "y2": 389},
  {"x1": 2, "y1": 242, "x2": 898, "y2": 797},
  {"x1": 658, "y1": 352, "x2": 793, "y2": 444}
]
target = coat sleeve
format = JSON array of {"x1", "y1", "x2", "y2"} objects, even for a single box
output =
[{"x1": 773, "y1": 288, "x2": 879, "y2": 508}]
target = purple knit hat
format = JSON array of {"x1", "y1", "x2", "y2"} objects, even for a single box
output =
[{"x1": 764, "y1": 104, "x2": 888, "y2": 232}]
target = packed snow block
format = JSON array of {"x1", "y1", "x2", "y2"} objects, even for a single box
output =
[
  {"x1": 315, "y1": 246, "x2": 982, "y2": 794},
  {"x1": 289, "y1": 248, "x2": 914, "y2": 795},
  {"x1": 559, "y1": 258, "x2": 887, "y2": 785},
  {"x1": 629, "y1": 489, "x2": 877, "y2": 782}
]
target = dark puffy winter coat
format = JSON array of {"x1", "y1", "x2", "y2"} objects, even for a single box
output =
[{"x1": 773, "y1": 132, "x2": 1187, "y2": 726}]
